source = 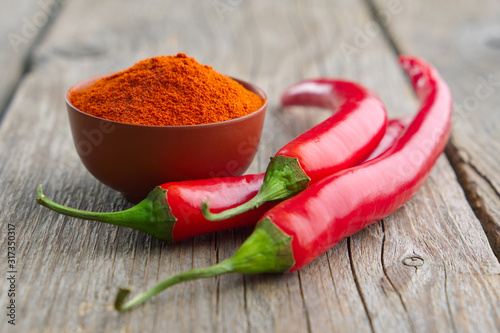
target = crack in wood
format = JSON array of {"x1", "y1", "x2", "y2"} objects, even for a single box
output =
[
  {"x1": 446, "y1": 140, "x2": 500, "y2": 260},
  {"x1": 215, "y1": 273, "x2": 221, "y2": 329},
  {"x1": 466, "y1": 156, "x2": 500, "y2": 199},
  {"x1": 325, "y1": 251, "x2": 345, "y2": 319},
  {"x1": 150, "y1": 243, "x2": 165, "y2": 333},
  {"x1": 443, "y1": 264, "x2": 458, "y2": 333},
  {"x1": 347, "y1": 237, "x2": 375, "y2": 333},
  {"x1": 363, "y1": 0, "x2": 403, "y2": 56},
  {"x1": 243, "y1": 275, "x2": 250, "y2": 333},
  {"x1": 297, "y1": 271, "x2": 313, "y2": 333},
  {"x1": 380, "y1": 221, "x2": 416, "y2": 332}
]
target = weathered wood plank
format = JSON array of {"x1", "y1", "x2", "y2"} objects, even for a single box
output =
[
  {"x1": 0, "y1": 0, "x2": 61, "y2": 114},
  {"x1": 0, "y1": 0, "x2": 316, "y2": 331},
  {"x1": 369, "y1": 0, "x2": 500, "y2": 257},
  {"x1": 362, "y1": 156, "x2": 500, "y2": 332},
  {"x1": 447, "y1": 140, "x2": 500, "y2": 257},
  {"x1": 0, "y1": 0, "x2": 498, "y2": 332}
]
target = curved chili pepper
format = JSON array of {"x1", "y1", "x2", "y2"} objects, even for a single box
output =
[
  {"x1": 202, "y1": 79, "x2": 388, "y2": 220},
  {"x1": 35, "y1": 80, "x2": 393, "y2": 242},
  {"x1": 114, "y1": 56, "x2": 452, "y2": 311}
]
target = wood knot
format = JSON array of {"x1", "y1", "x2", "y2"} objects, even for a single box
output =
[{"x1": 402, "y1": 256, "x2": 424, "y2": 267}]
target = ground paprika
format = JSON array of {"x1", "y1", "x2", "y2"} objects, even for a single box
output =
[{"x1": 70, "y1": 53, "x2": 263, "y2": 126}]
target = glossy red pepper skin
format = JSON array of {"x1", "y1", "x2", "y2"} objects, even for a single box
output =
[
  {"x1": 361, "y1": 116, "x2": 411, "y2": 162},
  {"x1": 165, "y1": 115, "x2": 406, "y2": 241},
  {"x1": 276, "y1": 80, "x2": 390, "y2": 183},
  {"x1": 278, "y1": 79, "x2": 388, "y2": 182},
  {"x1": 264, "y1": 56, "x2": 452, "y2": 271},
  {"x1": 163, "y1": 174, "x2": 267, "y2": 241},
  {"x1": 202, "y1": 79, "x2": 389, "y2": 221}
]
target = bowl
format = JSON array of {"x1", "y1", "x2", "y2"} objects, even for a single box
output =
[{"x1": 66, "y1": 75, "x2": 267, "y2": 203}]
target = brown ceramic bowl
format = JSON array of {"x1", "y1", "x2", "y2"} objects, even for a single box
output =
[{"x1": 66, "y1": 75, "x2": 267, "y2": 203}]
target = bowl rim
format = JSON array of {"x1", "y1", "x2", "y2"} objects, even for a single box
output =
[{"x1": 65, "y1": 73, "x2": 268, "y2": 129}]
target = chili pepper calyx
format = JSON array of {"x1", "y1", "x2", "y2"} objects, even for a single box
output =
[
  {"x1": 201, "y1": 156, "x2": 310, "y2": 221},
  {"x1": 114, "y1": 218, "x2": 294, "y2": 311},
  {"x1": 230, "y1": 218, "x2": 295, "y2": 274},
  {"x1": 35, "y1": 185, "x2": 177, "y2": 241}
]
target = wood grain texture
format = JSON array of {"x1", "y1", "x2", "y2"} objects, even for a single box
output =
[
  {"x1": 446, "y1": 139, "x2": 500, "y2": 258},
  {"x1": 369, "y1": 0, "x2": 500, "y2": 257},
  {"x1": 0, "y1": 0, "x2": 60, "y2": 114},
  {"x1": 0, "y1": 0, "x2": 498, "y2": 332}
]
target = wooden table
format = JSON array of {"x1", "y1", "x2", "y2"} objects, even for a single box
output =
[{"x1": 1, "y1": 0, "x2": 499, "y2": 332}]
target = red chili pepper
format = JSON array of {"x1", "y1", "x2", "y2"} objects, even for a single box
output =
[
  {"x1": 35, "y1": 175, "x2": 270, "y2": 242},
  {"x1": 169, "y1": 117, "x2": 405, "y2": 242},
  {"x1": 35, "y1": 79, "x2": 392, "y2": 242},
  {"x1": 361, "y1": 116, "x2": 411, "y2": 163},
  {"x1": 202, "y1": 79, "x2": 388, "y2": 220},
  {"x1": 114, "y1": 56, "x2": 452, "y2": 311}
]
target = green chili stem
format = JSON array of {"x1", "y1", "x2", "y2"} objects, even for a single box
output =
[
  {"x1": 116, "y1": 262, "x2": 233, "y2": 311},
  {"x1": 201, "y1": 156, "x2": 310, "y2": 221},
  {"x1": 114, "y1": 218, "x2": 295, "y2": 311},
  {"x1": 35, "y1": 185, "x2": 176, "y2": 241}
]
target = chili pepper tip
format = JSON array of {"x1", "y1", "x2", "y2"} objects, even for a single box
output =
[
  {"x1": 35, "y1": 184, "x2": 45, "y2": 202},
  {"x1": 114, "y1": 287, "x2": 133, "y2": 311}
]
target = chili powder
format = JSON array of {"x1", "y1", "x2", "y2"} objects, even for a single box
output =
[{"x1": 70, "y1": 53, "x2": 263, "y2": 126}]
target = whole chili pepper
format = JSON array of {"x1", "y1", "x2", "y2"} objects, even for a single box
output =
[
  {"x1": 114, "y1": 56, "x2": 452, "y2": 311},
  {"x1": 36, "y1": 81, "x2": 395, "y2": 242},
  {"x1": 202, "y1": 78, "x2": 388, "y2": 220}
]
